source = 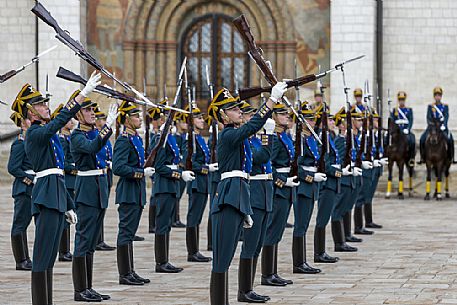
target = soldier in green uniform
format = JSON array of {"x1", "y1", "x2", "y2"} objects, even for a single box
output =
[
  {"x1": 172, "y1": 110, "x2": 188, "y2": 228},
  {"x1": 207, "y1": 83, "x2": 286, "y2": 304},
  {"x1": 94, "y1": 104, "x2": 116, "y2": 251},
  {"x1": 261, "y1": 103, "x2": 298, "y2": 287},
  {"x1": 7, "y1": 111, "x2": 34, "y2": 271},
  {"x1": 184, "y1": 107, "x2": 215, "y2": 263},
  {"x1": 68, "y1": 92, "x2": 117, "y2": 301},
  {"x1": 237, "y1": 102, "x2": 275, "y2": 302},
  {"x1": 113, "y1": 101, "x2": 155, "y2": 285},
  {"x1": 49, "y1": 105, "x2": 75, "y2": 263},
  {"x1": 292, "y1": 102, "x2": 324, "y2": 275},
  {"x1": 18, "y1": 72, "x2": 100, "y2": 305}
]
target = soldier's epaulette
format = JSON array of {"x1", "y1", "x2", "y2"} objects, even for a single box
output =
[
  {"x1": 171, "y1": 171, "x2": 181, "y2": 179},
  {"x1": 64, "y1": 98, "x2": 77, "y2": 111},
  {"x1": 305, "y1": 175, "x2": 313, "y2": 183},
  {"x1": 133, "y1": 171, "x2": 144, "y2": 179},
  {"x1": 201, "y1": 167, "x2": 209, "y2": 175},
  {"x1": 261, "y1": 134, "x2": 270, "y2": 146},
  {"x1": 22, "y1": 177, "x2": 33, "y2": 186},
  {"x1": 258, "y1": 103, "x2": 271, "y2": 118},
  {"x1": 274, "y1": 178, "x2": 285, "y2": 188},
  {"x1": 335, "y1": 171, "x2": 342, "y2": 178},
  {"x1": 99, "y1": 125, "x2": 111, "y2": 138}
]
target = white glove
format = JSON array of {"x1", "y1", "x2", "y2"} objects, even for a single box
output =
[
  {"x1": 314, "y1": 172, "x2": 327, "y2": 182},
  {"x1": 440, "y1": 117, "x2": 444, "y2": 122},
  {"x1": 32, "y1": 176, "x2": 37, "y2": 184},
  {"x1": 160, "y1": 124, "x2": 177, "y2": 135},
  {"x1": 285, "y1": 176, "x2": 300, "y2": 187},
  {"x1": 81, "y1": 71, "x2": 101, "y2": 97},
  {"x1": 380, "y1": 157, "x2": 389, "y2": 166},
  {"x1": 342, "y1": 165, "x2": 353, "y2": 176},
  {"x1": 65, "y1": 210, "x2": 78, "y2": 225},
  {"x1": 440, "y1": 125, "x2": 446, "y2": 131},
  {"x1": 403, "y1": 129, "x2": 409, "y2": 135},
  {"x1": 208, "y1": 124, "x2": 213, "y2": 134},
  {"x1": 208, "y1": 163, "x2": 219, "y2": 172},
  {"x1": 373, "y1": 159, "x2": 381, "y2": 167},
  {"x1": 182, "y1": 170, "x2": 195, "y2": 182},
  {"x1": 362, "y1": 161, "x2": 373, "y2": 169},
  {"x1": 144, "y1": 167, "x2": 155, "y2": 177},
  {"x1": 243, "y1": 215, "x2": 254, "y2": 229},
  {"x1": 395, "y1": 119, "x2": 408, "y2": 125},
  {"x1": 269, "y1": 82, "x2": 288, "y2": 103},
  {"x1": 263, "y1": 118, "x2": 276, "y2": 135},
  {"x1": 106, "y1": 103, "x2": 118, "y2": 128},
  {"x1": 106, "y1": 161, "x2": 112, "y2": 169},
  {"x1": 352, "y1": 167, "x2": 363, "y2": 176}
]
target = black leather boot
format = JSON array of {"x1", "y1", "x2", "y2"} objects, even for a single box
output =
[
  {"x1": 314, "y1": 226, "x2": 339, "y2": 263},
  {"x1": 58, "y1": 227, "x2": 72, "y2": 262},
  {"x1": 86, "y1": 253, "x2": 110, "y2": 300},
  {"x1": 155, "y1": 234, "x2": 183, "y2": 273},
  {"x1": 172, "y1": 200, "x2": 186, "y2": 228},
  {"x1": 207, "y1": 215, "x2": 213, "y2": 251},
  {"x1": 128, "y1": 242, "x2": 150, "y2": 283},
  {"x1": 238, "y1": 258, "x2": 265, "y2": 303},
  {"x1": 293, "y1": 236, "x2": 321, "y2": 273},
  {"x1": 149, "y1": 205, "x2": 156, "y2": 233},
  {"x1": 117, "y1": 244, "x2": 143, "y2": 285},
  {"x1": 354, "y1": 207, "x2": 374, "y2": 235},
  {"x1": 273, "y1": 244, "x2": 293, "y2": 284},
  {"x1": 11, "y1": 233, "x2": 32, "y2": 270},
  {"x1": 133, "y1": 235, "x2": 144, "y2": 241},
  {"x1": 187, "y1": 227, "x2": 212, "y2": 262},
  {"x1": 260, "y1": 245, "x2": 286, "y2": 286},
  {"x1": 364, "y1": 203, "x2": 383, "y2": 229},
  {"x1": 332, "y1": 221, "x2": 357, "y2": 252},
  {"x1": 32, "y1": 271, "x2": 48, "y2": 305},
  {"x1": 343, "y1": 212, "x2": 363, "y2": 242},
  {"x1": 46, "y1": 268, "x2": 53, "y2": 305},
  {"x1": 251, "y1": 256, "x2": 270, "y2": 301},
  {"x1": 95, "y1": 225, "x2": 116, "y2": 251},
  {"x1": 210, "y1": 271, "x2": 227, "y2": 305},
  {"x1": 72, "y1": 256, "x2": 102, "y2": 302}
]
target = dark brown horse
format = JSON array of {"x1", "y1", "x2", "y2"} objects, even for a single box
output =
[
  {"x1": 385, "y1": 120, "x2": 415, "y2": 199},
  {"x1": 424, "y1": 118, "x2": 451, "y2": 200}
]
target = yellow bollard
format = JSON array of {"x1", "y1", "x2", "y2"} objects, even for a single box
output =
[
  {"x1": 426, "y1": 181, "x2": 431, "y2": 194},
  {"x1": 399, "y1": 181, "x2": 404, "y2": 193}
]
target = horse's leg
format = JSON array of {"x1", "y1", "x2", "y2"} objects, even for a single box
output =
[
  {"x1": 445, "y1": 167, "x2": 450, "y2": 198},
  {"x1": 436, "y1": 164, "x2": 443, "y2": 201},
  {"x1": 398, "y1": 161, "x2": 404, "y2": 200},
  {"x1": 386, "y1": 161, "x2": 393, "y2": 199},
  {"x1": 425, "y1": 165, "x2": 431, "y2": 200},
  {"x1": 408, "y1": 164, "x2": 414, "y2": 197}
]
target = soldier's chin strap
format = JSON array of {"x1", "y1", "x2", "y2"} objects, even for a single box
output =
[{"x1": 27, "y1": 104, "x2": 50, "y2": 123}]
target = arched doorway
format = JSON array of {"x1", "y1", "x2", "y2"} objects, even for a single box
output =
[{"x1": 180, "y1": 14, "x2": 249, "y2": 101}]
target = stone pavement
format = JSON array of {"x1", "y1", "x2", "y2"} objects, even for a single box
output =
[{"x1": 1, "y1": 184, "x2": 457, "y2": 305}]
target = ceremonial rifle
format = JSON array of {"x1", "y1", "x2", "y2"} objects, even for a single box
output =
[
  {"x1": 364, "y1": 80, "x2": 374, "y2": 162},
  {"x1": 339, "y1": 64, "x2": 353, "y2": 169},
  {"x1": 386, "y1": 89, "x2": 392, "y2": 148},
  {"x1": 317, "y1": 72, "x2": 329, "y2": 174},
  {"x1": 355, "y1": 103, "x2": 367, "y2": 169},
  {"x1": 290, "y1": 58, "x2": 302, "y2": 179},
  {"x1": 144, "y1": 78, "x2": 150, "y2": 152},
  {"x1": 375, "y1": 84, "x2": 383, "y2": 159},
  {"x1": 32, "y1": 2, "x2": 164, "y2": 110},
  {"x1": 0, "y1": 45, "x2": 57, "y2": 83},
  {"x1": 184, "y1": 66, "x2": 195, "y2": 171},
  {"x1": 205, "y1": 65, "x2": 217, "y2": 163},
  {"x1": 144, "y1": 58, "x2": 187, "y2": 168},
  {"x1": 232, "y1": 14, "x2": 322, "y2": 144}
]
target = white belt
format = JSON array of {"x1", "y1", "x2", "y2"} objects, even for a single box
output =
[
  {"x1": 166, "y1": 165, "x2": 178, "y2": 170},
  {"x1": 71, "y1": 163, "x2": 76, "y2": 166},
  {"x1": 35, "y1": 168, "x2": 64, "y2": 179},
  {"x1": 276, "y1": 167, "x2": 291, "y2": 173},
  {"x1": 332, "y1": 164, "x2": 341, "y2": 169},
  {"x1": 221, "y1": 170, "x2": 249, "y2": 180},
  {"x1": 25, "y1": 170, "x2": 36, "y2": 175},
  {"x1": 77, "y1": 169, "x2": 107, "y2": 177},
  {"x1": 250, "y1": 173, "x2": 273, "y2": 181},
  {"x1": 301, "y1": 166, "x2": 317, "y2": 172}
]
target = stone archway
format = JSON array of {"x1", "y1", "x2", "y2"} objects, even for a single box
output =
[{"x1": 122, "y1": 0, "x2": 296, "y2": 99}]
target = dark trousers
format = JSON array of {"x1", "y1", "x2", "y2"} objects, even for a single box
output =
[
  {"x1": 332, "y1": 185, "x2": 352, "y2": 221},
  {"x1": 293, "y1": 195, "x2": 315, "y2": 237},
  {"x1": 356, "y1": 175, "x2": 372, "y2": 208},
  {"x1": 11, "y1": 194, "x2": 32, "y2": 236},
  {"x1": 345, "y1": 178, "x2": 362, "y2": 213},
  {"x1": 155, "y1": 193, "x2": 176, "y2": 235},
  {"x1": 240, "y1": 208, "x2": 269, "y2": 259},
  {"x1": 74, "y1": 203, "x2": 105, "y2": 256},
  {"x1": 211, "y1": 205, "x2": 244, "y2": 272},
  {"x1": 316, "y1": 187, "x2": 337, "y2": 228},
  {"x1": 187, "y1": 191, "x2": 208, "y2": 227},
  {"x1": 117, "y1": 203, "x2": 143, "y2": 246},
  {"x1": 32, "y1": 207, "x2": 66, "y2": 272},
  {"x1": 264, "y1": 196, "x2": 292, "y2": 246}
]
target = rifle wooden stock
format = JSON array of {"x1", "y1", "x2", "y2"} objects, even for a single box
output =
[
  {"x1": 366, "y1": 114, "x2": 374, "y2": 161},
  {"x1": 238, "y1": 74, "x2": 317, "y2": 100},
  {"x1": 144, "y1": 109, "x2": 176, "y2": 168},
  {"x1": 375, "y1": 116, "x2": 382, "y2": 159},
  {"x1": 343, "y1": 109, "x2": 353, "y2": 168},
  {"x1": 291, "y1": 122, "x2": 302, "y2": 178},
  {"x1": 145, "y1": 112, "x2": 151, "y2": 152},
  {"x1": 355, "y1": 117, "x2": 367, "y2": 168},
  {"x1": 317, "y1": 108, "x2": 328, "y2": 173},
  {"x1": 0, "y1": 70, "x2": 18, "y2": 83}
]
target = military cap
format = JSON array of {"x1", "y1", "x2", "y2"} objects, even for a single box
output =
[
  {"x1": 241, "y1": 101, "x2": 256, "y2": 114},
  {"x1": 350, "y1": 106, "x2": 364, "y2": 119},
  {"x1": 118, "y1": 100, "x2": 140, "y2": 124},
  {"x1": 208, "y1": 88, "x2": 243, "y2": 122},
  {"x1": 176, "y1": 104, "x2": 203, "y2": 122},
  {"x1": 314, "y1": 89, "x2": 323, "y2": 97},
  {"x1": 69, "y1": 90, "x2": 96, "y2": 109},
  {"x1": 50, "y1": 104, "x2": 64, "y2": 120},
  {"x1": 397, "y1": 91, "x2": 407, "y2": 100},
  {"x1": 334, "y1": 106, "x2": 346, "y2": 126},
  {"x1": 10, "y1": 111, "x2": 23, "y2": 127},
  {"x1": 273, "y1": 103, "x2": 289, "y2": 114},
  {"x1": 147, "y1": 99, "x2": 167, "y2": 120},
  {"x1": 12, "y1": 83, "x2": 49, "y2": 117},
  {"x1": 93, "y1": 102, "x2": 107, "y2": 120},
  {"x1": 433, "y1": 86, "x2": 443, "y2": 95},
  {"x1": 300, "y1": 101, "x2": 316, "y2": 119},
  {"x1": 353, "y1": 88, "x2": 363, "y2": 97}
]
